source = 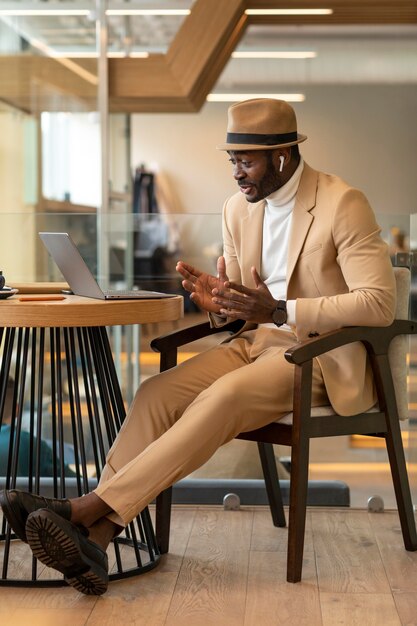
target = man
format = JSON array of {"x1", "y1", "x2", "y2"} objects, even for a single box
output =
[{"x1": 0, "y1": 99, "x2": 395, "y2": 595}]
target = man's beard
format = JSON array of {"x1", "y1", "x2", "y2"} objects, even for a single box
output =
[{"x1": 247, "y1": 154, "x2": 281, "y2": 203}]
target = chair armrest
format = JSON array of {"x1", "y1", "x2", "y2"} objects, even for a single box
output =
[
  {"x1": 285, "y1": 319, "x2": 417, "y2": 365},
  {"x1": 150, "y1": 319, "x2": 245, "y2": 353}
]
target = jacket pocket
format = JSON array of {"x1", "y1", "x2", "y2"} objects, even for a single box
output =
[{"x1": 299, "y1": 243, "x2": 323, "y2": 258}]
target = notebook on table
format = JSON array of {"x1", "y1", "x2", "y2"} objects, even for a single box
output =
[{"x1": 39, "y1": 232, "x2": 175, "y2": 300}]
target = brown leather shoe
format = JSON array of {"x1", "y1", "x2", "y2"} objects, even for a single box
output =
[
  {"x1": 0, "y1": 489, "x2": 71, "y2": 543},
  {"x1": 26, "y1": 509, "x2": 108, "y2": 595}
]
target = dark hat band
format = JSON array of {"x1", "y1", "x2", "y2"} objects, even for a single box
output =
[{"x1": 226, "y1": 131, "x2": 298, "y2": 145}]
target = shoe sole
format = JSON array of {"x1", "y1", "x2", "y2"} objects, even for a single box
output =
[{"x1": 26, "y1": 512, "x2": 108, "y2": 595}]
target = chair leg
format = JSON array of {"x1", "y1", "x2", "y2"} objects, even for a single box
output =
[
  {"x1": 257, "y1": 442, "x2": 286, "y2": 527},
  {"x1": 385, "y1": 424, "x2": 417, "y2": 550},
  {"x1": 372, "y1": 353, "x2": 417, "y2": 550},
  {"x1": 286, "y1": 361, "x2": 313, "y2": 583},
  {"x1": 155, "y1": 487, "x2": 173, "y2": 554},
  {"x1": 286, "y1": 432, "x2": 310, "y2": 583}
]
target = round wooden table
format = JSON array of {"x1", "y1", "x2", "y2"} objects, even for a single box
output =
[{"x1": 0, "y1": 291, "x2": 183, "y2": 587}]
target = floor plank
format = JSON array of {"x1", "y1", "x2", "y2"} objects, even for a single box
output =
[
  {"x1": 7, "y1": 607, "x2": 93, "y2": 626},
  {"x1": 165, "y1": 508, "x2": 253, "y2": 625},
  {"x1": 244, "y1": 550, "x2": 321, "y2": 626},
  {"x1": 85, "y1": 571, "x2": 180, "y2": 626},
  {"x1": 311, "y1": 509, "x2": 391, "y2": 593},
  {"x1": 393, "y1": 591, "x2": 417, "y2": 626},
  {"x1": 370, "y1": 511, "x2": 417, "y2": 592},
  {"x1": 0, "y1": 586, "x2": 96, "y2": 610},
  {"x1": 250, "y1": 507, "x2": 314, "y2": 553},
  {"x1": 158, "y1": 506, "x2": 197, "y2": 572},
  {"x1": 320, "y1": 592, "x2": 401, "y2": 626}
]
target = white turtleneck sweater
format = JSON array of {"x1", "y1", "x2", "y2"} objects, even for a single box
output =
[{"x1": 260, "y1": 157, "x2": 304, "y2": 329}]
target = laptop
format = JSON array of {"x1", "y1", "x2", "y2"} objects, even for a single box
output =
[{"x1": 39, "y1": 232, "x2": 175, "y2": 300}]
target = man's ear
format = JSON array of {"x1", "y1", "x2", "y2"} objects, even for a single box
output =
[{"x1": 273, "y1": 147, "x2": 290, "y2": 170}]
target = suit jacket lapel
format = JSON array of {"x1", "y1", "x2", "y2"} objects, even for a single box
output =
[
  {"x1": 287, "y1": 163, "x2": 318, "y2": 286},
  {"x1": 240, "y1": 199, "x2": 265, "y2": 287}
]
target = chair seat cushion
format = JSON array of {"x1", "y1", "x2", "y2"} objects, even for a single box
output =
[{"x1": 278, "y1": 404, "x2": 380, "y2": 425}]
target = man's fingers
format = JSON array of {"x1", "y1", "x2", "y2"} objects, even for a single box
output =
[
  {"x1": 177, "y1": 267, "x2": 196, "y2": 282},
  {"x1": 217, "y1": 256, "x2": 228, "y2": 282},
  {"x1": 219, "y1": 307, "x2": 244, "y2": 319},
  {"x1": 226, "y1": 281, "x2": 253, "y2": 296},
  {"x1": 182, "y1": 279, "x2": 195, "y2": 293},
  {"x1": 251, "y1": 266, "x2": 264, "y2": 287},
  {"x1": 213, "y1": 292, "x2": 247, "y2": 306},
  {"x1": 176, "y1": 261, "x2": 201, "y2": 279}
]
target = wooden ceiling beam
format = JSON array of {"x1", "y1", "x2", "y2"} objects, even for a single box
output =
[
  {"x1": 109, "y1": 0, "x2": 247, "y2": 112},
  {"x1": 0, "y1": 56, "x2": 97, "y2": 114}
]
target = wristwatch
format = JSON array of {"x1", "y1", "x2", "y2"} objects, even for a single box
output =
[{"x1": 271, "y1": 300, "x2": 287, "y2": 327}]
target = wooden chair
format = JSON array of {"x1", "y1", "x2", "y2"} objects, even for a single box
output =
[{"x1": 150, "y1": 267, "x2": 417, "y2": 582}]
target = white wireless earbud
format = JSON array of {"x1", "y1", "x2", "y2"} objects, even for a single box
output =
[{"x1": 279, "y1": 155, "x2": 285, "y2": 172}]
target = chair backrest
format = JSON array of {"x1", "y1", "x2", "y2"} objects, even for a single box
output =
[{"x1": 390, "y1": 266, "x2": 411, "y2": 420}]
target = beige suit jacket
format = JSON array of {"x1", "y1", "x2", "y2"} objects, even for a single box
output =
[{"x1": 213, "y1": 162, "x2": 396, "y2": 416}]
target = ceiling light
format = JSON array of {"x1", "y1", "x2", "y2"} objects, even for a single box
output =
[
  {"x1": 0, "y1": 9, "x2": 90, "y2": 16},
  {"x1": 0, "y1": 7, "x2": 190, "y2": 17},
  {"x1": 106, "y1": 9, "x2": 190, "y2": 16},
  {"x1": 207, "y1": 93, "x2": 305, "y2": 103},
  {"x1": 51, "y1": 51, "x2": 100, "y2": 58},
  {"x1": 245, "y1": 9, "x2": 333, "y2": 16},
  {"x1": 107, "y1": 51, "x2": 150, "y2": 58},
  {"x1": 232, "y1": 51, "x2": 316, "y2": 59},
  {"x1": 49, "y1": 51, "x2": 150, "y2": 59}
]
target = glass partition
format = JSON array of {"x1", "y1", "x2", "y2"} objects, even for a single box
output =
[{"x1": 0, "y1": 4, "x2": 100, "y2": 285}]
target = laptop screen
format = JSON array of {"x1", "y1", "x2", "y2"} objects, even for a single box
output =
[{"x1": 39, "y1": 232, "x2": 104, "y2": 299}]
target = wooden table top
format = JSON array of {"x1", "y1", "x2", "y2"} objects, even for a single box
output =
[{"x1": 0, "y1": 292, "x2": 184, "y2": 328}]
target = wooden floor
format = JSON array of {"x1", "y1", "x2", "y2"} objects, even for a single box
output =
[{"x1": 1, "y1": 506, "x2": 417, "y2": 625}]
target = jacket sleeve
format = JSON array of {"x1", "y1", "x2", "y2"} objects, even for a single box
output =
[{"x1": 295, "y1": 188, "x2": 396, "y2": 341}]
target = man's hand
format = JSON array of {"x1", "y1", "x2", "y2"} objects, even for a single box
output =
[
  {"x1": 212, "y1": 266, "x2": 277, "y2": 323},
  {"x1": 176, "y1": 256, "x2": 229, "y2": 314}
]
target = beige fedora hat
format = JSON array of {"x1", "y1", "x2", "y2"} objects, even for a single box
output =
[{"x1": 217, "y1": 98, "x2": 307, "y2": 151}]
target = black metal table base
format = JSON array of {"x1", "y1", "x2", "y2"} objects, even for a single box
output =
[{"x1": 0, "y1": 325, "x2": 160, "y2": 586}]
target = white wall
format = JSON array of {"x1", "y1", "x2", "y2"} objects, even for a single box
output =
[
  {"x1": 0, "y1": 108, "x2": 37, "y2": 282},
  {"x1": 298, "y1": 85, "x2": 417, "y2": 216},
  {"x1": 131, "y1": 85, "x2": 417, "y2": 256},
  {"x1": 131, "y1": 103, "x2": 236, "y2": 215}
]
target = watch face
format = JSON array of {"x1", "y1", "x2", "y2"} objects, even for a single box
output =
[{"x1": 272, "y1": 306, "x2": 287, "y2": 326}]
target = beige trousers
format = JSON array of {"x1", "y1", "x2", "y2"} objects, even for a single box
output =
[{"x1": 94, "y1": 327, "x2": 328, "y2": 526}]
